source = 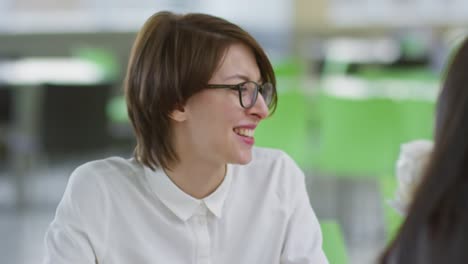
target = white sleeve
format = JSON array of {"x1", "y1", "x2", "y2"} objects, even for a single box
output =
[
  {"x1": 280, "y1": 162, "x2": 329, "y2": 264},
  {"x1": 43, "y1": 166, "x2": 106, "y2": 264}
]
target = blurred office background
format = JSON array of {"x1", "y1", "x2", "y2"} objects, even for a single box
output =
[{"x1": 1, "y1": 0, "x2": 467, "y2": 263}]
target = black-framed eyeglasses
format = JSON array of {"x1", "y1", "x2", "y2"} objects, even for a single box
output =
[{"x1": 206, "y1": 81, "x2": 274, "y2": 109}]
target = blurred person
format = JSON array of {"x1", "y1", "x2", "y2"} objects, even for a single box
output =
[
  {"x1": 380, "y1": 37, "x2": 468, "y2": 264},
  {"x1": 43, "y1": 11, "x2": 328, "y2": 264}
]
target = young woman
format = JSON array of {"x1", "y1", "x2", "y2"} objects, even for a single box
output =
[{"x1": 43, "y1": 11, "x2": 328, "y2": 264}]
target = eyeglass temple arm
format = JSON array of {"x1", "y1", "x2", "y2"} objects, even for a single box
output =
[{"x1": 206, "y1": 84, "x2": 239, "y2": 89}]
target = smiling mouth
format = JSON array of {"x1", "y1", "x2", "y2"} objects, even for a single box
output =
[{"x1": 233, "y1": 127, "x2": 254, "y2": 138}]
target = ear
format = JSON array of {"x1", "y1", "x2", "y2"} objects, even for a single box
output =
[{"x1": 169, "y1": 105, "x2": 187, "y2": 122}]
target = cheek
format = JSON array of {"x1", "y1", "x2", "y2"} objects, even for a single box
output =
[
  {"x1": 188, "y1": 93, "x2": 243, "y2": 137},
  {"x1": 202, "y1": 97, "x2": 240, "y2": 124},
  {"x1": 197, "y1": 110, "x2": 240, "y2": 145},
  {"x1": 190, "y1": 107, "x2": 229, "y2": 137}
]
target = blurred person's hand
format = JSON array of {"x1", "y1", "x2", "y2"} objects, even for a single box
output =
[{"x1": 389, "y1": 140, "x2": 433, "y2": 215}]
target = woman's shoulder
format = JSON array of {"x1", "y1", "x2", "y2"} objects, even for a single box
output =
[
  {"x1": 67, "y1": 156, "x2": 143, "y2": 193},
  {"x1": 73, "y1": 156, "x2": 139, "y2": 177},
  {"x1": 232, "y1": 147, "x2": 306, "y2": 207},
  {"x1": 75, "y1": 156, "x2": 138, "y2": 173},
  {"x1": 239, "y1": 147, "x2": 304, "y2": 188},
  {"x1": 252, "y1": 146, "x2": 290, "y2": 162},
  {"x1": 251, "y1": 147, "x2": 300, "y2": 171}
]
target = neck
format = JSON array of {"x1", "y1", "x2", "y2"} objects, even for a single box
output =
[
  {"x1": 168, "y1": 122, "x2": 227, "y2": 199},
  {"x1": 165, "y1": 158, "x2": 226, "y2": 199}
]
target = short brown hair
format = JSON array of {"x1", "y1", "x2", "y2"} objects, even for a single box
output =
[{"x1": 125, "y1": 11, "x2": 277, "y2": 170}]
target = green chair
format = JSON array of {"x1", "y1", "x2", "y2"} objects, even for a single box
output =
[
  {"x1": 255, "y1": 89, "x2": 313, "y2": 169},
  {"x1": 106, "y1": 95, "x2": 135, "y2": 143},
  {"x1": 107, "y1": 95, "x2": 128, "y2": 124},
  {"x1": 397, "y1": 99, "x2": 435, "y2": 143},
  {"x1": 316, "y1": 93, "x2": 402, "y2": 177},
  {"x1": 320, "y1": 220, "x2": 348, "y2": 264},
  {"x1": 316, "y1": 69, "x2": 437, "y2": 178},
  {"x1": 355, "y1": 68, "x2": 437, "y2": 146},
  {"x1": 255, "y1": 58, "x2": 315, "y2": 169}
]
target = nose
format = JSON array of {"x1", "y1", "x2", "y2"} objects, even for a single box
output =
[{"x1": 247, "y1": 94, "x2": 269, "y2": 120}]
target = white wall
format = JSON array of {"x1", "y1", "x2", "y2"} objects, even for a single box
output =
[{"x1": 0, "y1": 0, "x2": 293, "y2": 34}]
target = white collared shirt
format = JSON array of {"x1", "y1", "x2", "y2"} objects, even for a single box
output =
[{"x1": 43, "y1": 147, "x2": 328, "y2": 264}]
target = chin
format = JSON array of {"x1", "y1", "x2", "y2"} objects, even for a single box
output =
[{"x1": 231, "y1": 150, "x2": 253, "y2": 165}]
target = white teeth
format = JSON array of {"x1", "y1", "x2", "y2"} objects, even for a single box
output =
[{"x1": 234, "y1": 128, "x2": 254, "y2": 137}]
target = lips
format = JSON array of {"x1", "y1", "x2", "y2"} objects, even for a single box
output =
[
  {"x1": 233, "y1": 125, "x2": 256, "y2": 146},
  {"x1": 233, "y1": 124, "x2": 257, "y2": 137},
  {"x1": 233, "y1": 127, "x2": 254, "y2": 137}
]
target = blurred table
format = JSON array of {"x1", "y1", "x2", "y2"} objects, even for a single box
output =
[{"x1": 0, "y1": 57, "x2": 108, "y2": 208}]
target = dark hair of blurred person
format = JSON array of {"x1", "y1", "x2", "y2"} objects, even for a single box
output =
[{"x1": 380, "y1": 37, "x2": 468, "y2": 264}]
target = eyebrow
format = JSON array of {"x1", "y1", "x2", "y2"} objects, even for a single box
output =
[{"x1": 223, "y1": 74, "x2": 262, "y2": 83}]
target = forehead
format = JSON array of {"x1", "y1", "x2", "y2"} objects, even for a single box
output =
[{"x1": 210, "y1": 43, "x2": 261, "y2": 83}]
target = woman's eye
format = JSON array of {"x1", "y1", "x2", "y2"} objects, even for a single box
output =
[{"x1": 239, "y1": 84, "x2": 250, "y2": 91}]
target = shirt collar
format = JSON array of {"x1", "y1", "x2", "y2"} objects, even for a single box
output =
[
  {"x1": 144, "y1": 164, "x2": 232, "y2": 222},
  {"x1": 203, "y1": 164, "x2": 232, "y2": 219}
]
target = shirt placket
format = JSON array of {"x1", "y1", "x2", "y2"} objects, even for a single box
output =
[{"x1": 191, "y1": 203, "x2": 211, "y2": 264}]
